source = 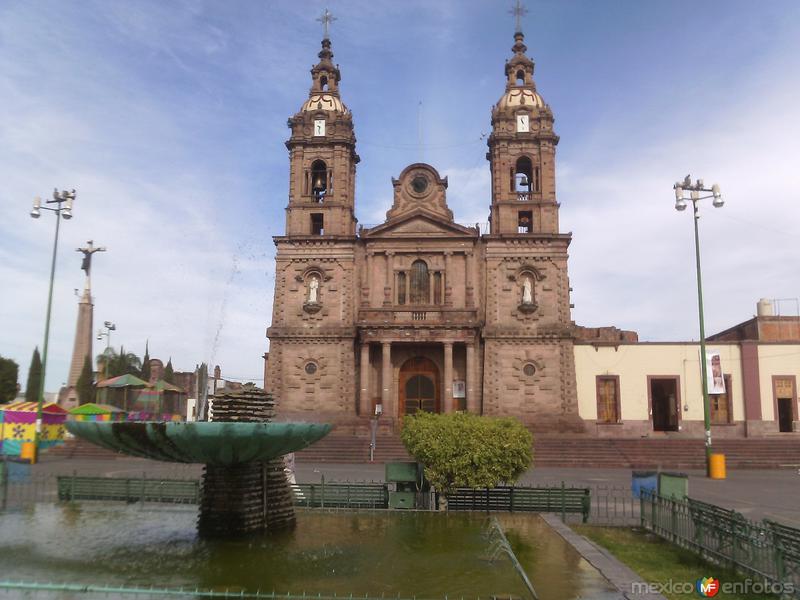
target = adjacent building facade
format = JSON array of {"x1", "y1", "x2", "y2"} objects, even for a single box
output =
[{"x1": 265, "y1": 27, "x2": 800, "y2": 438}]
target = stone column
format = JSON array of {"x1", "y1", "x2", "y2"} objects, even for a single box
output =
[
  {"x1": 443, "y1": 342, "x2": 454, "y2": 413},
  {"x1": 465, "y1": 251, "x2": 474, "y2": 308},
  {"x1": 466, "y1": 343, "x2": 478, "y2": 414},
  {"x1": 383, "y1": 252, "x2": 393, "y2": 306},
  {"x1": 444, "y1": 252, "x2": 452, "y2": 306},
  {"x1": 359, "y1": 343, "x2": 371, "y2": 416},
  {"x1": 363, "y1": 253, "x2": 373, "y2": 307},
  {"x1": 381, "y1": 342, "x2": 392, "y2": 416}
]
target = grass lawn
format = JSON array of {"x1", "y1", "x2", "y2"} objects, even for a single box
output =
[{"x1": 572, "y1": 525, "x2": 779, "y2": 600}]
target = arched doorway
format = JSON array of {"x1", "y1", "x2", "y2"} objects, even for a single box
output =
[{"x1": 399, "y1": 357, "x2": 440, "y2": 415}]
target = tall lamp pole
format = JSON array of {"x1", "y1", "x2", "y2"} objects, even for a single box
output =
[
  {"x1": 97, "y1": 321, "x2": 116, "y2": 351},
  {"x1": 673, "y1": 175, "x2": 723, "y2": 477},
  {"x1": 29, "y1": 189, "x2": 76, "y2": 463},
  {"x1": 97, "y1": 321, "x2": 116, "y2": 386}
]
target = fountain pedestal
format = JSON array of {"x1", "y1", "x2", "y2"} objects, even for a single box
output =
[
  {"x1": 199, "y1": 388, "x2": 296, "y2": 537},
  {"x1": 65, "y1": 387, "x2": 331, "y2": 539}
]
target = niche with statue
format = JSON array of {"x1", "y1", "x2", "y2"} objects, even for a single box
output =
[{"x1": 510, "y1": 266, "x2": 543, "y2": 314}]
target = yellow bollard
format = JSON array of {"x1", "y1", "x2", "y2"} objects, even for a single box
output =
[
  {"x1": 20, "y1": 442, "x2": 37, "y2": 464},
  {"x1": 709, "y1": 453, "x2": 726, "y2": 479}
]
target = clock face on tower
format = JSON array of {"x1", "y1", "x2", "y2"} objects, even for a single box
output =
[
  {"x1": 516, "y1": 114, "x2": 530, "y2": 133},
  {"x1": 314, "y1": 119, "x2": 326, "y2": 137}
]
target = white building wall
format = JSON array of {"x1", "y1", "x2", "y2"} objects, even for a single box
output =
[{"x1": 574, "y1": 343, "x2": 744, "y2": 424}]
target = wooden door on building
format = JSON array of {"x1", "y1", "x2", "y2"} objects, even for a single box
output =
[
  {"x1": 650, "y1": 377, "x2": 679, "y2": 432},
  {"x1": 775, "y1": 377, "x2": 796, "y2": 433},
  {"x1": 399, "y1": 357, "x2": 440, "y2": 416},
  {"x1": 711, "y1": 375, "x2": 732, "y2": 424}
]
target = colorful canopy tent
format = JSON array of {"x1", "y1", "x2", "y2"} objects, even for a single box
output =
[
  {"x1": 129, "y1": 379, "x2": 185, "y2": 421},
  {"x1": 68, "y1": 403, "x2": 127, "y2": 422},
  {"x1": 0, "y1": 401, "x2": 68, "y2": 456},
  {"x1": 96, "y1": 374, "x2": 149, "y2": 412}
]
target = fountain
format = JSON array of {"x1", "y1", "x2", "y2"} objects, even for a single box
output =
[{"x1": 65, "y1": 386, "x2": 330, "y2": 537}]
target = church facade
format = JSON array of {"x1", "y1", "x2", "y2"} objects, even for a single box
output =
[
  {"x1": 266, "y1": 29, "x2": 584, "y2": 433},
  {"x1": 265, "y1": 27, "x2": 800, "y2": 438}
]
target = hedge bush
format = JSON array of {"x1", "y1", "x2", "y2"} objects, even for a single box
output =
[{"x1": 400, "y1": 412, "x2": 533, "y2": 495}]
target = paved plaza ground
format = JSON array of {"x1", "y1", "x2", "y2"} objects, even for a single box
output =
[{"x1": 27, "y1": 454, "x2": 800, "y2": 526}]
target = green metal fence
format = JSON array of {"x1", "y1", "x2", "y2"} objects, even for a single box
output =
[
  {"x1": 0, "y1": 580, "x2": 423, "y2": 598},
  {"x1": 57, "y1": 475, "x2": 200, "y2": 505},
  {"x1": 447, "y1": 483, "x2": 591, "y2": 523},
  {"x1": 640, "y1": 491, "x2": 800, "y2": 597},
  {"x1": 291, "y1": 482, "x2": 388, "y2": 509},
  {"x1": 4, "y1": 472, "x2": 632, "y2": 523}
]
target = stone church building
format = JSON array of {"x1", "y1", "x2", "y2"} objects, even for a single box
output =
[
  {"x1": 266, "y1": 27, "x2": 800, "y2": 438},
  {"x1": 266, "y1": 28, "x2": 588, "y2": 433}
]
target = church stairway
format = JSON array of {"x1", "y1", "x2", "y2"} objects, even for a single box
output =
[
  {"x1": 295, "y1": 432, "x2": 800, "y2": 468},
  {"x1": 44, "y1": 437, "x2": 123, "y2": 460}
]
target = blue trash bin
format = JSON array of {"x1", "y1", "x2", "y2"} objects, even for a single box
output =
[{"x1": 631, "y1": 471, "x2": 658, "y2": 498}]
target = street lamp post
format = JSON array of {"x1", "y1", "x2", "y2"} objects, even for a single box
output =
[
  {"x1": 29, "y1": 189, "x2": 76, "y2": 463},
  {"x1": 97, "y1": 321, "x2": 116, "y2": 351},
  {"x1": 97, "y1": 322, "x2": 116, "y2": 389},
  {"x1": 673, "y1": 175, "x2": 723, "y2": 477}
]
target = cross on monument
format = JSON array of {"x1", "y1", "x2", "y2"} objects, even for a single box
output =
[
  {"x1": 76, "y1": 240, "x2": 106, "y2": 291},
  {"x1": 317, "y1": 8, "x2": 337, "y2": 40},
  {"x1": 509, "y1": 0, "x2": 528, "y2": 33}
]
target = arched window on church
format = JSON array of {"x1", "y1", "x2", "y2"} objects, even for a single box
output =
[
  {"x1": 410, "y1": 260, "x2": 429, "y2": 304},
  {"x1": 397, "y1": 272, "x2": 407, "y2": 305},
  {"x1": 310, "y1": 160, "x2": 328, "y2": 201}
]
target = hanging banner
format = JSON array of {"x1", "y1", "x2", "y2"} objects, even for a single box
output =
[{"x1": 705, "y1": 349, "x2": 726, "y2": 395}]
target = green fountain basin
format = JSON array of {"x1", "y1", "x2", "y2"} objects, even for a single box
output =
[{"x1": 65, "y1": 421, "x2": 331, "y2": 465}]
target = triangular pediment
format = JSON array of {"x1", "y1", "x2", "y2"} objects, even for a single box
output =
[{"x1": 361, "y1": 208, "x2": 478, "y2": 239}]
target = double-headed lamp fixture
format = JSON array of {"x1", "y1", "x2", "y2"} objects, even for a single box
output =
[{"x1": 674, "y1": 175, "x2": 723, "y2": 212}]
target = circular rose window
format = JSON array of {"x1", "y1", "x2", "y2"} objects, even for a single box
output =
[
  {"x1": 523, "y1": 363, "x2": 536, "y2": 377},
  {"x1": 411, "y1": 174, "x2": 429, "y2": 194},
  {"x1": 304, "y1": 362, "x2": 318, "y2": 375}
]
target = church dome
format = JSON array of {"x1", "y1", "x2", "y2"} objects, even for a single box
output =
[
  {"x1": 496, "y1": 88, "x2": 545, "y2": 110},
  {"x1": 301, "y1": 93, "x2": 349, "y2": 114}
]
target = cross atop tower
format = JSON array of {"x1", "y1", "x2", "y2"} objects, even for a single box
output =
[
  {"x1": 509, "y1": 0, "x2": 528, "y2": 34},
  {"x1": 317, "y1": 8, "x2": 337, "y2": 40}
]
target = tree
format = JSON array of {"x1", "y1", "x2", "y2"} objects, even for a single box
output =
[
  {"x1": 76, "y1": 355, "x2": 95, "y2": 405},
  {"x1": 163, "y1": 358, "x2": 175, "y2": 384},
  {"x1": 140, "y1": 341, "x2": 151, "y2": 383},
  {"x1": 400, "y1": 412, "x2": 533, "y2": 500},
  {"x1": 97, "y1": 346, "x2": 142, "y2": 378},
  {"x1": 25, "y1": 347, "x2": 42, "y2": 403},
  {"x1": 0, "y1": 356, "x2": 19, "y2": 403}
]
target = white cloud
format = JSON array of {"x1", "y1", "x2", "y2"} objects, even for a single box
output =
[{"x1": 1, "y1": 0, "x2": 798, "y2": 397}]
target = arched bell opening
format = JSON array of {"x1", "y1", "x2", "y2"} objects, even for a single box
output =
[{"x1": 310, "y1": 159, "x2": 328, "y2": 201}]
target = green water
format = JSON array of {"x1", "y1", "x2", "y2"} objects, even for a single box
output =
[{"x1": 0, "y1": 505, "x2": 618, "y2": 599}]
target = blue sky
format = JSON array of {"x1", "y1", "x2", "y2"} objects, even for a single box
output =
[{"x1": 1, "y1": 0, "x2": 799, "y2": 392}]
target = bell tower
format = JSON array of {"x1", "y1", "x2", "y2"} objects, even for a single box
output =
[
  {"x1": 267, "y1": 11, "x2": 359, "y2": 423},
  {"x1": 486, "y1": 21, "x2": 559, "y2": 236},
  {"x1": 285, "y1": 12, "x2": 359, "y2": 237},
  {"x1": 481, "y1": 5, "x2": 582, "y2": 433}
]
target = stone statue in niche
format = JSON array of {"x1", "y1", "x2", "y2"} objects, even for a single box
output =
[
  {"x1": 308, "y1": 276, "x2": 320, "y2": 304},
  {"x1": 522, "y1": 276, "x2": 533, "y2": 305}
]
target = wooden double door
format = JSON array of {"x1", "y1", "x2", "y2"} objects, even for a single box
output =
[{"x1": 399, "y1": 357, "x2": 440, "y2": 416}]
